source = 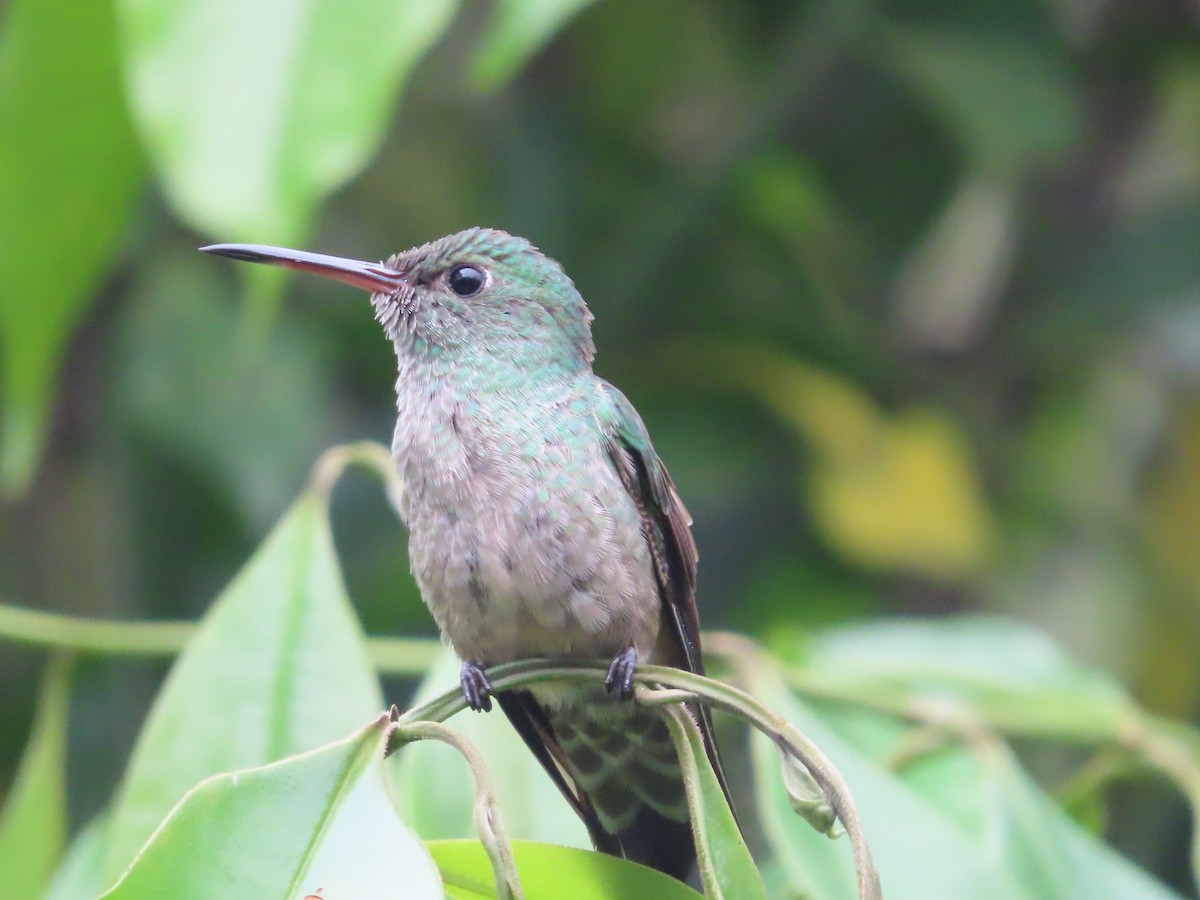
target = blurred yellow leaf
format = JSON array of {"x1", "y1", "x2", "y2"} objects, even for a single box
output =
[
  {"x1": 758, "y1": 356, "x2": 879, "y2": 460},
  {"x1": 666, "y1": 340, "x2": 993, "y2": 581},
  {"x1": 1142, "y1": 405, "x2": 1200, "y2": 716},
  {"x1": 1147, "y1": 406, "x2": 1200, "y2": 588},
  {"x1": 808, "y1": 407, "x2": 992, "y2": 581},
  {"x1": 1134, "y1": 617, "x2": 1199, "y2": 719}
]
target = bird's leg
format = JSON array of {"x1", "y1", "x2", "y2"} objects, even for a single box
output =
[
  {"x1": 460, "y1": 660, "x2": 494, "y2": 712},
  {"x1": 604, "y1": 646, "x2": 639, "y2": 700}
]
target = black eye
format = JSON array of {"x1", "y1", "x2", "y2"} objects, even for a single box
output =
[{"x1": 447, "y1": 264, "x2": 485, "y2": 297}]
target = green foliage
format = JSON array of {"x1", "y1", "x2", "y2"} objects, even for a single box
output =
[
  {"x1": 428, "y1": 839, "x2": 705, "y2": 899},
  {"x1": 749, "y1": 669, "x2": 1182, "y2": 900},
  {"x1": 117, "y1": 0, "x2": 456, "y2": 246},
  {"x1": 0, "y1": 656, "x2": 68, "y2": 896},
  {"x1": 471, "y1": 0, "x2": 597, "y2": 89},
  {"x1": 115, "y1": 256, "x2": 338, "y2": 527},
  {"x1": 0, "y1": 0, "x2": 141, "y2": 492},
  {"x1": 104, "y1": 713, "x2": 442, "y2": 898},
  {"x1": 3, "y1": 0, "x2": 1200, "y2": 896},
  {"x1": 3, "y1": 460, "x2": 1199, "y2": 896},
  {"x1": 100, "y1": 490, "x2": 383, "y2": 883},
  {"x1": 391, "y1": 646, "x2": 592, "y2": 848},
  {"x1": 43, "y1": 818, "x2": 109, "y2": 900},
  {"x1": 791, "y1": 617, "x2": 1136, "y2": 738},
  {"x1": 664, "y1": 704, "x2": 766, "y2": 899},
  {"x1": 875, "y1": 25, "x2": 1081, "y2": 172}
]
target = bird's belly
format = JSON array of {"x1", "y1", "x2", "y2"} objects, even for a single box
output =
[{"x1": 404, "y1": 469, "x2": 661, "y2": 666}]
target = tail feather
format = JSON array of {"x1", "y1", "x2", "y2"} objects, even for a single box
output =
[
  {"x1": 554, "y1": 709, "x2": 689, "y2": 830},
  {"x1": 494, "y1": 690, "x2": 621, "y2": 856},
  {"x1": 617, "y1": 806, "x2": 696, "y2": 882},
  {"x1": 496, "y1": 686, "x2": 729, "y2": 880}
]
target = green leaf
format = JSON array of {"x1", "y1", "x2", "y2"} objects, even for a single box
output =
[
  {"x1": 116, "y1": 0, "x2": 457, "y2": 245},
  {"x1": 45, "y1": 817, "x2": 110, "y2": 900},
  {"x1": 664, "y1": 705, "x2": 765, "y2": 900},
  {"x1": 472, "y1": 0, "x2": 596, "y2": 89},
  {"x1": 101, "y1": 490, "x2": 384, "y2": 883},
  {"x1": 391, "y1": 646, "x2": 590, "y2": 847},
  {"x1": 778, "y1": 745, "x2": 839, "y2": 836},
  {"x1": 750, "y1": 669, "x2": 1030, "y2": 899},
  {"x1": 429, "y1": 839, "x2": 704, "y2": 900},
  {"x1": 900, "y1": 742, "x2": 1183, "y2": 900},
  {"x1": 877, "y1": 27, "x2": 1080, "y2": 172},
  {"x1": 0, "y1": 0, "x2": 141, "y2": 493},
  {"x1": 0, "y1": 655, "x2": 70, "y2": 895},
  {"x1": 102, "y1": 713, "x2": 441, "y2": 898},
  {"x1": 796, "y1": 615, "x2": 1136, "y2": 739}
]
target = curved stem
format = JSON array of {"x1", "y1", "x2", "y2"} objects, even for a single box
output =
[
  {"x1": 308, "y1": 440, "x2": 404, "y2": 514},
  {"x1": 398, "y1": 658, "x2": 882, "y2": 900},
  {"x1": 394, "y1": 720, "x2": 524, "y2": 900}
]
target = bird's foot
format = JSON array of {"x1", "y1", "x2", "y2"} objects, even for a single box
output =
[
  {"x1": 460, "y1": 660, "x2": 494, "y2": 712},
  {"x1": 604, "y1": 646, "x2": 639, "y2": 700}
]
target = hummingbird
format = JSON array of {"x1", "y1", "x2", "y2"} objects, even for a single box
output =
[{"x1": 201, "y1": 228, "x2": 733, "y2": 880}]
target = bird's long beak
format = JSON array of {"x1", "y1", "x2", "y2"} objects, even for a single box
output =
[{"x1": 199, "y1": 243, "x2": 406, "y2": 294}]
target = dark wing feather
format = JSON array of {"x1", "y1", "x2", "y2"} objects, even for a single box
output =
[{"x1": 598, "y1": 382, "x2": 736, "y2": 813}]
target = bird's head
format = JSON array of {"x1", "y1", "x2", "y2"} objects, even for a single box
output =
[{"x1": 202, "y1": 228, "x2": 595, "y2": 370}]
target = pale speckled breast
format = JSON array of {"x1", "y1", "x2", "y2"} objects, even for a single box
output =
[{"x1": 391, "y1": 366, "x2": 662, "y2": 666}]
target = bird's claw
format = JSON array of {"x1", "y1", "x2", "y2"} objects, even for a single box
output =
[
  {"x1": 604, "y1": 646, "x2": 638, "y2": 700},
  {"x1": 460, "y1": 660, "x2": 494, "y2": 712}
]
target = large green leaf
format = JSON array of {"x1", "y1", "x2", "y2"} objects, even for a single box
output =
[
  {"x1": 751, "y1": 669, "x2": 1030, "y2": 899},
  {"x1": 391, "y1": 646, "x2": 590, "y2": 847},
  {"x1": 752, "y1": 657, "x2": 1182, "y2": 899},
  {"x1": 103, "y1": 713, "x2": 440, "y2": 898},
  {"x1": 0, "y1": 0, "x2": 141, "y2": 492},
  {"x1": 472, "y1": 0, "x2": 597, "y2": 89},
  {"x1": 116, "y1": 0, "x2": 457, "y2": 244},
  {"x1": 0, "y1": 656, "x2": 69, "y2": 895},
  {"x1": 794, "y1": 615, "x2": 1136, "y2": 739},
  {"x1": 101, "y1": 490, "x2": 383, "y2": 883},
  {"x1": 45, "y1": 817, "x2": 110, "y2": 900},
  {"x1": 900, "y1": 742, "x2": 1182, "y2": 900},
  {"x1": 429, "y1": 839, "x2": 703, "y2": 900}
]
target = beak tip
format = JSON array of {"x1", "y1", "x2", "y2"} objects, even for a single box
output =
[{"x1": 199, "y1": 243, "x2": 270, "y2": 263}]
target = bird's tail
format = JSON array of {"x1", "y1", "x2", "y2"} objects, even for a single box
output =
[{"x1": 497, "y1": 687, "x2": 731, "y2": 881}]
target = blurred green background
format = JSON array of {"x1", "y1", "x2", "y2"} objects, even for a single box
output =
[{"x1": 2, "y1": 0, "x2": 1200, "y2": 893}]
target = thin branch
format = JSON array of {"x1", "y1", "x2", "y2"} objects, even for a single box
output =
[
  {"x1": 0, "y1": 601, "x2": 440, "y2": 674},
  {"x1": 0, "y1": 602, "x2": 194, "y2": 657},
  {"x1": 367, "y1": 635, "x2": 443, "y2": 675}
]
